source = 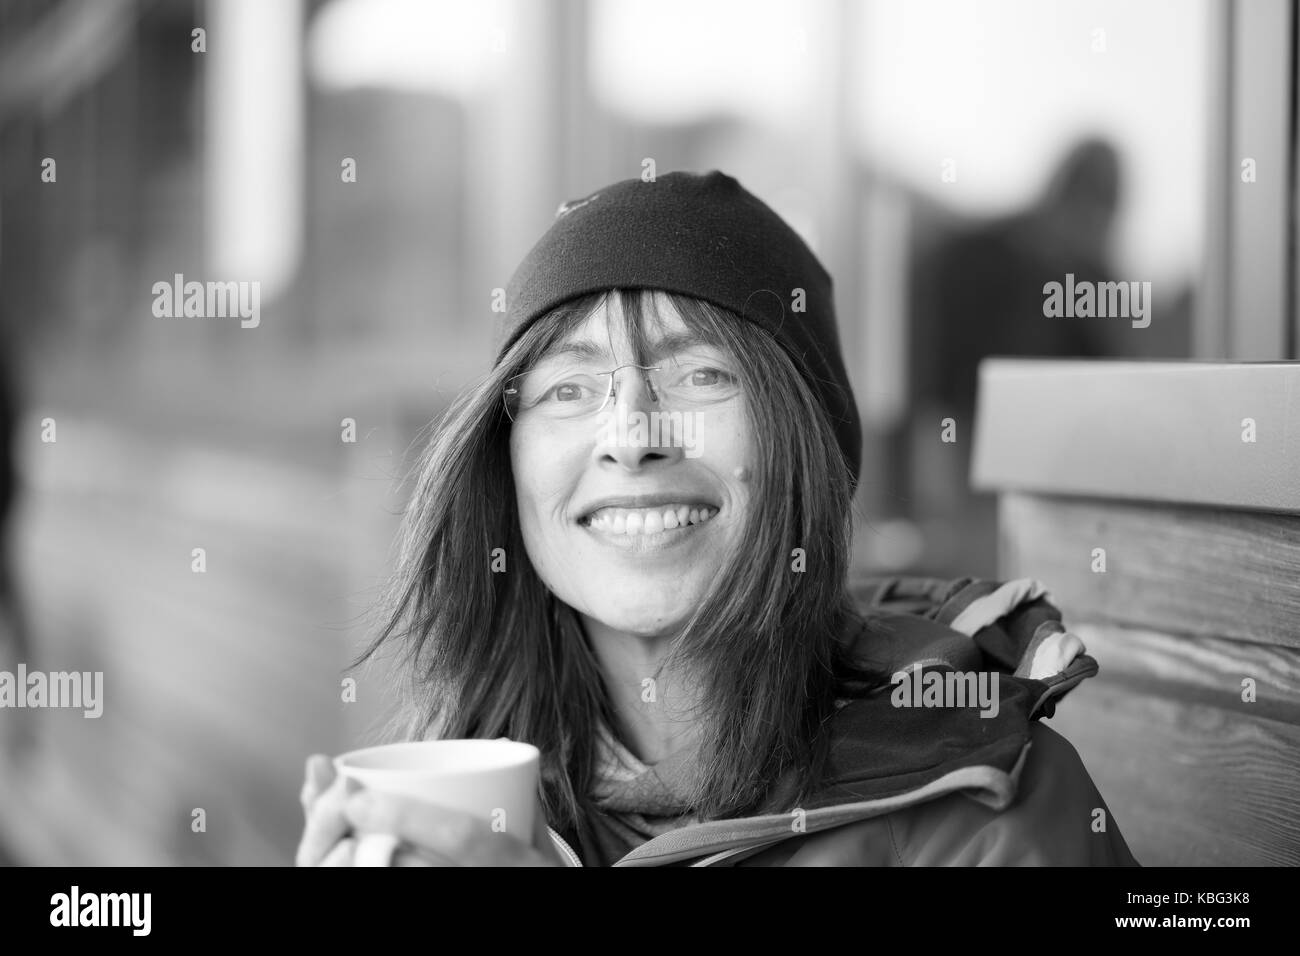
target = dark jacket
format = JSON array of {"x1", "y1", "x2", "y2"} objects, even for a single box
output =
[{"x1": 549, "y1": 574, "x2": 1139, "y2": 867}]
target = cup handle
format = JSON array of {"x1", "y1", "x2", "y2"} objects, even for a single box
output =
[{"x1": 353, "y1": 832, "x2": 401, "y2": 867}]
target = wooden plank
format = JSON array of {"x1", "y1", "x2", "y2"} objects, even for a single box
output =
[
  {"x1": 1067, "y1": 622, "x2": 1300, "y2": 727},
  {"x1": 1046, "y1": 680, "x2": 1300, "y2": 866},
  {"x1": 998, "y1": 493, "x2": 1300, "y2": 648},
  {"x1": 971, "y1": 360, "x2": 1300, "y2": 513}
]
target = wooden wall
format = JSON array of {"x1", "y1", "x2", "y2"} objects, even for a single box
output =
[
  {"x1": 999, "y1": 494, "x2": 1300, "y2": 865},
  {"x1": 974, "y1": 360, "x2": 1300, "y2": 866}
]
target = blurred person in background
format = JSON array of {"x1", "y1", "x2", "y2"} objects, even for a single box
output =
[
  {"x1": 295, "y1": 170, "x2": 1135, "y2": 867},
  {"x1": 906, "y1": 137, "x2": 1124, "y2": 576},
  {"x1": 913, "y1": 136, "x2": 1122, "y2": 415}
]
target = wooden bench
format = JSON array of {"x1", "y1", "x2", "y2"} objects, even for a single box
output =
[{"x1": 972, "y1": 359, "x2": 1300, "y2": 865}]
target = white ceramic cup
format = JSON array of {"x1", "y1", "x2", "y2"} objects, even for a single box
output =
[{"x1": 333, "y1": 739, "x2": 541, "y2": 867}]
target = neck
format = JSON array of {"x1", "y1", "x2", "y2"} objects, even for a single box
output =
[{"x1": 581, "y1": 614, "x2": 702, "y2": 766}]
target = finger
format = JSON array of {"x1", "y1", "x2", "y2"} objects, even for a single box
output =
[
  {"x1": 299, "y1": 754, "x2": 336, "y2": 813},
  {"x1": 345, "y1": 792, "x2": 550, "y2": 866},
  {"x1": 296, "y1": 773, "x2": 352, "y2": 867},
  {"x1": 319, "y1": 837, "x2": 357, "y2": 867},
  {"x1": 392, "y1": 845, "x2": 455, "y2": 867}
]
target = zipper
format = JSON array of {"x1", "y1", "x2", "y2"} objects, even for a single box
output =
[{"x1": 547, "y1": 826, "x2": 583, "y2": 867}]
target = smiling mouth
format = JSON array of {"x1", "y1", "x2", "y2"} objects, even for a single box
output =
[{"x1": 580, "y1": 504, "x2": 719, "y2": 536}]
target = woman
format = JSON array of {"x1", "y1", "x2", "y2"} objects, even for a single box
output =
[{"x1": 297, "y1": 170, "x2": 1138, "y2": 866}]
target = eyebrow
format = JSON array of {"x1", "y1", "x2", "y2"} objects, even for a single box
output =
[{"x1": 543, "y1": 331, "x2": 711, "y2": 363}]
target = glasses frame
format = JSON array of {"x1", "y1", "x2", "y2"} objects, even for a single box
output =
[{"x1": 503, "y1": 362, "x2": 664, "y2": 423}]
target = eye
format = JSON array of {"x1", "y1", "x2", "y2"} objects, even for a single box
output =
[
  {"x1": 676, "y1": 365, "x2": 736, "y2": 389},
  {"x1": 532, "y1": 373, "x2": 608, "y2": 406},
  {"x1": 687, "y1": 367, "x2": 727, "y2": 387},
  {"x1": 547, "y1": 381, "x2": 590, "y2": 403}
]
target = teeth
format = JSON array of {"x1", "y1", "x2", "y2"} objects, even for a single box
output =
[{"x1": 586, "y1": 505, "x2": 718, "y2": 536}]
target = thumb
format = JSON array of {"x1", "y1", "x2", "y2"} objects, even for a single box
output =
[{"x1": 300, "y1": 754, "x2": 336, "y2": 812}]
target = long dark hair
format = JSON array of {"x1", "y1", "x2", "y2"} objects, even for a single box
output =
[{"x1": 354, "y1": 288, "x2": 887, "y2": 838}]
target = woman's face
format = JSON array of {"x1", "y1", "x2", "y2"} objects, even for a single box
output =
[{"x1": 509, "y1": 294, "x2": 753, "y2": 638}]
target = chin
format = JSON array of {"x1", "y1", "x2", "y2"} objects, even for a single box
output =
[
  {"x1": 579, "y1": 583, "x2": 700, "y2": 637},
  {"x1": 591, "y1": 608, "x2": 684, "y2": 638}
]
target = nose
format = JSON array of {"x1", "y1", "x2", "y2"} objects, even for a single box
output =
[{"x1": 592, "y1": 368, "x2": 685, "y2": 471}]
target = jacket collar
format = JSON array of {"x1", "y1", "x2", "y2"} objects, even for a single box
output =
[{"x1": 607, "y1": 606, "x2": 1097, "y2": 866}]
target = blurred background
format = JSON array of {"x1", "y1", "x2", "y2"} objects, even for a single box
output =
[{"x1": 0, "y1": 0, "x2": 1292, "y2": 864}]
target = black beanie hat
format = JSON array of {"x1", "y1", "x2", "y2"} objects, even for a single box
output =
[{"x1": 497, "y1": 170, "x2": 861, "y2": 485}]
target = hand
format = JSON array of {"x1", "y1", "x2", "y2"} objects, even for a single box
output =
[
  {"x1": 343, "y1": 787, "x2": 566, "y2": 867},
  {"x1": 296, "y1": 754, "x2": 357, "y2": 866},
  {"x1": 295, "y1": 752, "x2": 568, "y2": 866}
]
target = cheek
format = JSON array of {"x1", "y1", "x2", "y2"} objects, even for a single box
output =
[
  {"x1": 693, "y1": 404, "x2": 752, "y2": 474},
  {"x1": 510, "y1": 428, "x2": 585, "y2": 549}
]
